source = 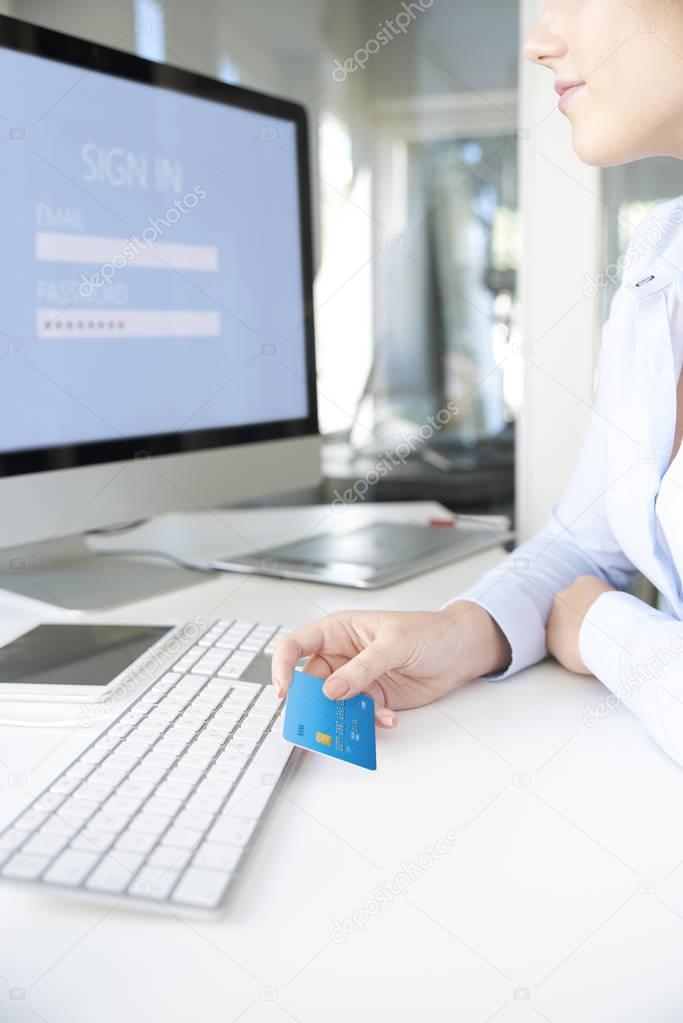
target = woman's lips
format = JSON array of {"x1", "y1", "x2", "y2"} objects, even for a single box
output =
[{"x1": 555, "y1": 80, "x2": 586, "y2": 115}]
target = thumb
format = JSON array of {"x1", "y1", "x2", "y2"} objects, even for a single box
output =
[{"x1": 322, "y1": 638, "x2": 395, "y2": 700}]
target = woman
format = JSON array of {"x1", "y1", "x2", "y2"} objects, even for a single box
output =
[{"x1": 273, "y1": 0, "x2": 683, "y2": 765}]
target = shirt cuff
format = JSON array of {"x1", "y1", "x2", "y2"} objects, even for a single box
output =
[
  {"x1": 578, "y1": 590, "x2": 658, "y2": 686},
  {"x1": 444, "y1": 583, "x2": 547, "y2": 681}
]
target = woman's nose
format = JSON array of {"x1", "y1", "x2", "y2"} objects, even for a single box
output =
[{"x1": 524, "y1": 13, "x2": 567, "y2": 66}]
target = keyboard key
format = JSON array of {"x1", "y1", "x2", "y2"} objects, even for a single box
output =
[
  {"x1": 167, "y1": 766, "x2": 204, "y2": 786},
  {"x1": 171, "y1": 866, "x2": 232, "y2": 908},
  {"x1": 205, "y1": 679, "x2": 233, "y2": 694},
  {"x1": 215, "y1": 750, "x2": 248, "y2": 768},
  {"x1": 176, "y1": 672, "x2": 206, "y2": 689},
  {"x1": 156, "y1": 780, "x2": 194, "y2": 801},
  {"x1": 148, "y1": 845, "x2": 192, "y2": 871},
  {"x1": 128, "y1": 813, "x2": 169, "y2": 836},
  {"x1": 104, "y1": 794, "x2": 145, "y2": 817},
  {"x1": 193, "y1": 737, "x2": 223, "y2": 757},
  {"x1": 89, "y1": 764, "x2": 129, "y2": 786},
  {"x1": 144, "y1": 796, "x2": 184, "y2": 818},
  {"x1": 0, "y1": 829, "x2": 26, "y2": 854},
  {"x1": 228, "y1": 651, "x2": 257, "y2": 665},
  {"x1": 155, "y1": 739, "x2": 188, "y2": 757},
  {"x1": 103, "y1": 754, "x2": 138, "y2": 774},
  {"x1": 246, "y1": 708, "x2": 276, "y2": 724},
  {"x1": 86, "y1": 854, "x2": 141, "y2": 893},
  {"x1": 2, "y1": 852, "x2": 49, "y2": 880},
  {"x1": 214, "y1": 638, "x2": 238, "y2": 650},
  {"x1": 256, "y1": 689, "x2": 283, "y2": 709},
  {"x1": 209, "y1": 761, "x2": 242, "y2": 782},
  {"x1": 74, "y1": 780, "x2": 116, "y2": 802},
  {"x1": 34, "y1": 791, "x2": 65, "y2": 812},
  {"x1": 141, "y1": 751, "x2": 176, "y2": 769},
  {"x1": 236, "y1": 726, "x2": 266, "y2": 742},
  {"x1": 229, "y1": 695, "x2": 256, "y2": 710},
  {"x1": 53, "y1": 798, "x2": 99, "y2": 824},
  {"x1": 174, "y1": 809, "x2": 214, "y2": 832},
  {"x1": 117, "y1": 778, "x2": 157, "y2": 800},
  {"x1": 209, "y1": 815, "x2": 256, "y2": 847},
  {"x1": 129, "y1": 763, "x2": 167, "y2": 784},
  {"x1": 185, "y1": 792, "x2": 224, "y2": 815},
  {"x1": 193, "y1": 842, "x2": 242, "y2": 872},
  {"x1": 161, "y1": 826, "x2": 203, "y2": 851},
  {"x1": 72, "y1": 830, "x2": 113, "y2": 853},
  {"x1": 129, "y1": 867, "x2": 180, "y2": 900},
  {"x1": 90, "y1": 811, "x2": 130, "y2": 834},
  {"x1": 44, "y1": 850, "x2": 99, "y2": 887},
  {"x1": 110, "y1": 720, "x2": 135, "y2": 738},
  {"x1": 115, "y1": 830, "x2": 158, "y2": 855},
  {"x1": 151, "y1": 670, "x2": 181, "y2": 688},
  {"x1": 223, "y1": 737, "x2": 257, "y2": 757},
  {"x1": 217, "y1": 664, "x2": 245, "y2": 679},
  {"x1": 177, "y1": 750, "x2": 214, "y2": 770},
  {"x1": 80, "y1": 746, "x2": 111, "y2": 766},
  {"x1": 192, "y1": 656, "x2": 228, "y2": 676},
  {"x1": 14, "y1": 809, "x2": 49, "y2": 832},
  {"x1": 40, "y1": 817, "x2": 78, "y2": 839},
  {"x1": 23, "y1": 831, "x2": 68, "y2": 858}
]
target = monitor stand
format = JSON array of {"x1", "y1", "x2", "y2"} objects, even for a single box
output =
[{"x1": 0, "y1": 532, "x2": 205, "y2": 611}]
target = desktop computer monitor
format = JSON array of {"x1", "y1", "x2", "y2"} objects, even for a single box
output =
[{"x1": 0, "y1": 16, "x2": 319, "y2": 606}]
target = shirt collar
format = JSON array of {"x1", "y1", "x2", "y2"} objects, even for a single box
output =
[{"x1": 622, "y1": 197, "x2": 683, "y2": 298}]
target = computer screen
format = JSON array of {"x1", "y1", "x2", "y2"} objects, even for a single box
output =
[{"x1": 0, "y1": 28, "x2": 315, "y2": 471}]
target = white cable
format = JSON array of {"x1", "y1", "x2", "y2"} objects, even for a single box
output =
[{"x1": 0, "y1": 717, "x2": 84, "y2": 728}]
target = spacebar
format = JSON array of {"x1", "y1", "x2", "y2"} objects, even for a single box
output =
[{"x1": 222, "y1": 735, "x2": 292, "y2": 820}]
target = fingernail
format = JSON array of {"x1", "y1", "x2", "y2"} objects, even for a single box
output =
[
  {"x1": 377, "y1": 708, "x2": 397, "y2": 728},
  {"x1": 323, "y1": 675, "x2": 350, "y2": 700},
  {"x1": 272, "y1": 679, "x2": 283, "y2": 699}
]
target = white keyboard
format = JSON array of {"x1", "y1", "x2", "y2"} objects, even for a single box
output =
[{"x1": 0, "y1": 619, "x2": 294, "y2": 914}]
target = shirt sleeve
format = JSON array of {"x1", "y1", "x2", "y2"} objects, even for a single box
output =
[
  {"x1": 579, "y1": 591, "x2": 683, "y2": 765},
  {"x1": 447, "y1": 291, "x2": 638, "y2": 680}
]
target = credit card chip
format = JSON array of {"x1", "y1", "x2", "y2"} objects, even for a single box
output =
[{"x1": 315, "y1": 731, "x2": 332, "y2": 747}]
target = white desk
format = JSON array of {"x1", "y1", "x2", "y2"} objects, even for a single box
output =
[{"x1": 2, "y1": 503, "x2": 683, "y2": 1023}]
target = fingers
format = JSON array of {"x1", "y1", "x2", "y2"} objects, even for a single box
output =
[
  {"x1": 363, "y1": 679, "x2": 397, "y2": 729},
  {"x1": 376, "y1": 707, "x2": 398, "y2": 729},
  {"x1": 301, "y1": 654, "x2": 334, "y2": 680},
  {"x1": 322, "y1": 638, "x2": 395, "y2": 701},
  {"x1": 271, "y1": 620, "x2": 331, "y2": 696},
  {"x1": 272, "y1": 621, "x2": 400, "y2": 729}
]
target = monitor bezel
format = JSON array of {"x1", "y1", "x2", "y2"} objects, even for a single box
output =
[{"x1": 0, "y1": 13, "x2": 319, "y2": 478}]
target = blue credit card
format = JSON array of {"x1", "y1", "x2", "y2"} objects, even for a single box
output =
[{"x1": 282, "y1": 671, "x2": 377, "y2": 771}]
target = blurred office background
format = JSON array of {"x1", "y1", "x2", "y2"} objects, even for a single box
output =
[{"x1": 3, "y1": 0, "x2": 681, "y2": 532}]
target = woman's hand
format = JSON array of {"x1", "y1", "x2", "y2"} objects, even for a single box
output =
[
  {"x1": 546, "y1": 575, "x2": 614, "y2": 674},
  {"x1": 271, "y1": 602, "x2": 511, "y2": 728}
]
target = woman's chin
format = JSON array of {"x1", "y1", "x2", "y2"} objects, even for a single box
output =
[
  {"x1": 568, "y1": 115, "x2": 658, "y2": 168},
  {"x1": 569, "y1": 124, "x2": 635, "y2": 168}
]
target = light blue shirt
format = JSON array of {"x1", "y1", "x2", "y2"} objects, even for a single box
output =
[{"x1": 457, "y1": 197, "x2": 683, "y2": 766}]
